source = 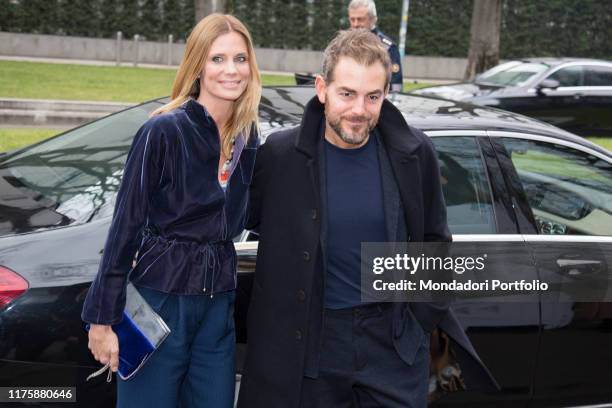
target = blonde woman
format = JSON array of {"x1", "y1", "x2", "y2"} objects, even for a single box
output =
[{"x1": 81, "y1": 14, "x2": 261, "y2": 408}]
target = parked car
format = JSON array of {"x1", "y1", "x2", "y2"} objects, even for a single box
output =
[
  {"x1": 410, "y1": 58, "x2": 612, "y2": 137},
  {"x1": 1, "y1": 87, "x2": 612, "y2": 407},
  {"x1": 294, "y1": 72, "x2": 316, "y2": 85}
]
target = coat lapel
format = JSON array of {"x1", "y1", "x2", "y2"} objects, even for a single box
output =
[
  {"x1": 296, "y1": 98, "x2": 325, "y2": 208},
  {"x1": 391, "y1": 153, "x2": 423, "y2": 241},
  {"x1": 376, "y1": 132, "x2": 401, "y2": 242},
  {"x1": 377, "y1": 99, "x2": 424, "y2": 241},
  {"x1": 295, "y1": 98, "x2": 325, "y2": 159}
]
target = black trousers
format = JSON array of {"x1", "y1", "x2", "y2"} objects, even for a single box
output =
[{"x1": 299, "y1": 304, "x2": 430, "y2": 408}]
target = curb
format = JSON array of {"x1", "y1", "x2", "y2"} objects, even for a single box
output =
[{"x1": 0, "y1": 98, "x2": 135, "y2": 127}]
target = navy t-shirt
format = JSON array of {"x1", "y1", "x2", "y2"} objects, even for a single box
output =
[{"x1": 324, "y1": 134, "x2": 387, "y2": 309}]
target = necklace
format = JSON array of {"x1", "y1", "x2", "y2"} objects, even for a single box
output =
[{"x1": 218, "y1": 135, "x2": 237, "y2": 187}]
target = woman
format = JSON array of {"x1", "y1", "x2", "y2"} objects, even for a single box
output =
[{"x1": 81, "y1": 14, "x2": 261, "y2": 408}]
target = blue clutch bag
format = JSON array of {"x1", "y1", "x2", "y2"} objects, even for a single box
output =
[{"x1": 86, "y1": 283, "x2": 171, "y2": 381}]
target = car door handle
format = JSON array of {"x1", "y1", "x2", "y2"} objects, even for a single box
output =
[
  {"x1": 556, "y1": 258, "x2": 603, "y2": 277},
  {"x1": 573, "y1": 93, "x2": 584, "y2": 100}
]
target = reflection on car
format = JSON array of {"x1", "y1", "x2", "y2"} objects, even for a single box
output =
[
  {"x1": 411, "y1": 58, "x2": 612, "y2": 136},
  {"x1": 1, "y1": 87, "x2": 612, "y2": 407}
]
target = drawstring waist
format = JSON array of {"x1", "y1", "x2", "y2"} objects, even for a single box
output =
[
  {"x1": 131, "y1": 229, "x2": 236, "y2": 297},
  {"x1": 141, "y1": 228, "x2": 231, "y2": 248}
]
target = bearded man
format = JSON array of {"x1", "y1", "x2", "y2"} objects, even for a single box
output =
[{"x1": 237, "y1": 29, "x2": 495, "y2": 408}]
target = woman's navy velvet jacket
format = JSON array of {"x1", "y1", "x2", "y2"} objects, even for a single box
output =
[{"x1": 81, "y1": 99, "x2": 258, "y2": 325}]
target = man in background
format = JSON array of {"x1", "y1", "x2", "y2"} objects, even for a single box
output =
[{"x1": 348, "y1": 0, "x2": 404, "y2": 92}]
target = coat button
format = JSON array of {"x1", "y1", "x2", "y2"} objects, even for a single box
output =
[
  {"x1": 295, "y1": 330, "x2": 303, "y2": 341},
  {"x1": 311, "y1": 209, "x2": 317, "y2": 220},
  {"x1": 297, "y1": 290, "x2": 306, "y2": 302},
  {"x1": 302, "y1": 251, "x2": 310, "y2": 261}
]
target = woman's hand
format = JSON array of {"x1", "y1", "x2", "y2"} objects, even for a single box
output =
[{"x1": 88, "y1": 324, "x2": 119, "y2": 372}]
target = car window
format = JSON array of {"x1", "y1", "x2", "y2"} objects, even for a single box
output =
[
  {"x1": 0, "y1": 101, "x2": 161, "y2": 224},
  {"x1": 476, "y1": 62, "x2": 548, "y2": 87},
  {"x1": 583, "y1": 65, "x2": 612, "y2": 86},
  {"x1": 499, "y1": 138, "x2": 612, "y2": 236},
  {"x1": 430, "y1": 137, "x2": 497, "y2": 234},
  {"x1": 547, "y1": 65, "x2": 584, "y2": 87}
]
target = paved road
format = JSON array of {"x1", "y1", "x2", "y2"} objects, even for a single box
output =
[{"x1": 0, "y1": 97, "x2": 134, "y2": 128}]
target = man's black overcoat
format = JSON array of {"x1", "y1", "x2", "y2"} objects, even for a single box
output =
[{"x1": 237, "y1": 97, "x2": 498, "y2": 407}]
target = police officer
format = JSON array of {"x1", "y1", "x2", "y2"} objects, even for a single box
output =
[{"x1": 348, "y1": 0, "x2": 403, "y2": 92}]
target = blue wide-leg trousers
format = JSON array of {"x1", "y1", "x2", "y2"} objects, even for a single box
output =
[{"x1": 117, "y1": 286, "x2": 236, "y2": 408}]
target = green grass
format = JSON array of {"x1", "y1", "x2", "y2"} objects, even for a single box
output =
[
  {"x1": 512, "y1": 150, "x2": 610, "y2": 183},
  {"x1": 502, "y1": 138, "x2": 612, "y2": 186},
  {"x1": 0, "y1": 60, "x2": 295, "y2": 103},
  {"x1": 0, "y1": 128, "x2": 61, "y2": 152},
  {"x1": 403, "y1": 82, "x2": 434, "y2": 92},
  {"x1": 0, "y1": 60, "x2": 429, "y2": 102},
  {"x1": 587, "y1": 137, "x2": 612, "y2": 152}
]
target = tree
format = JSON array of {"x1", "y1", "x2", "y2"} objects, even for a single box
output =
[
  {"x1": 311, "y1": 0, "x2": 346, "y2": 50},
  {"x1": 141, "y1": 0, "x2": 163, "y2": 41},
  {"x1": 464, "y1": 0, "x2": 502, "y2": 80},
  {"x1": 119, "y1": 0, "x2": 141, "y2": 38},
  {"x1": 76, "y1": 0, "x2": 102, "y2": 36},
  {"x1": 178, "y1": 0, "x2": 196, "y2": 39},
  {"x1": 99, "y1": 0, "x2": 121, "y2": 38},
  {"x1": 376, "y1": 0, "x2": 402, "y2": 43},
  {"x1": 405, "y1": 0, "x2": 471, "y2": 58},
  {"x1": 162, "y1": 0, "x2": 181, "y2": 39},
  {"x1": 290, "y1": 0, "x2": 311, "y2": 49},
  {"x1": 194, "y1": 0, "x2": 227, "y2": 22}
]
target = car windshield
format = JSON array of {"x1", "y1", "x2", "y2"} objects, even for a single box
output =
[
  {"x1": 476, "y1": 61, "x2": 549, "y2": 87},
  {"x1": 0, "y1": 101, "x2": 162, "y2": 227}
]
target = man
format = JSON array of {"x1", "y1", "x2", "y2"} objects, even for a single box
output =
[
  {"x1": 348, "y1": 0, "x2": 403, "y2": 92},
  {"x1": 237, "y1": 30, "x2": 497, "y2": 408}
]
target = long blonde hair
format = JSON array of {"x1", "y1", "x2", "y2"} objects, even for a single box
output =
[{"x1": 152, "y1": 14, "x2": 261, "y2": 157}]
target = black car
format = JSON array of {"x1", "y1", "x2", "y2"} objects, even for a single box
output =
[
  {"x1": 1, "y1": 87, "x2": 612, "y2": 407},
  {"x1": 410, "y1": 58, "x2": 612, "y2": 137}
]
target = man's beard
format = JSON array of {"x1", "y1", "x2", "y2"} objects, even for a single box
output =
[{"x1": 326, "y1": 108, "x2": 377, "y2": 146}]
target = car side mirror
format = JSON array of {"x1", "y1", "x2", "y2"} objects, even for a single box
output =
[{"x1": 536, "y1": 79, "x2": 560, "y2": 95}]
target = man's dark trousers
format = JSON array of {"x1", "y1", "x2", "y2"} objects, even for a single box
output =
[{"x1": 299, "y1": 304, "x2": 429, "y2": 408}]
